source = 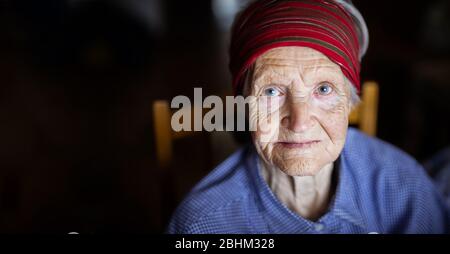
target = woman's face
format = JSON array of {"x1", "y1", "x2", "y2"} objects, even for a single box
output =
[{"x1": 247, "y1": 46, "x2": 352, "y2": 176}]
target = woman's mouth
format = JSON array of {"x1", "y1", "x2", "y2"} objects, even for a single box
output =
[{"x1": 277, "y1": 140, "x2": 320, "y2": 149}]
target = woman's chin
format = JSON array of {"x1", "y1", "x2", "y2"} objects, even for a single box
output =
[{"x1": 274, "y1": 158, "x2": 321, "y2": 177}]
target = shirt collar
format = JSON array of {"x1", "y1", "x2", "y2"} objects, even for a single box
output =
[{"x1": 245, "y1": 139, "x2": 367, "y2": 233}]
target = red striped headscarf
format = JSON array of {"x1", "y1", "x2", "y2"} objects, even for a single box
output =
[{"x1": 229, "y1": 0, "x2": 365, "y2": 94}]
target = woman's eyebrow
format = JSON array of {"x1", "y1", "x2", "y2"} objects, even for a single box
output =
[
  {"x1": 254, "y1": 64, "x2": 280, "y2": 77},
  {"x1": 253, "y1": 73, "x2": 292, "y2": 86},
  {"x1": 305, "y1": 68, "x2": 343, "y2": 80},
  {"x1": 253, "y1": 66, "x2": 289, "y2": 82},
  {"x1": 303, "y1": 65, "x2": 341, "y2": 74}
]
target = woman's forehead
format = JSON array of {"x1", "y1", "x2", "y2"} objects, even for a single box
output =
[{"x1": 254, "y1": 47, "x2": 342, "y2": 76}]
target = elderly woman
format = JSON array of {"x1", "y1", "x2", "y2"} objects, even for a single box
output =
[{"x1": 167, "y1": 0, "x2": 450, "y2": 233}]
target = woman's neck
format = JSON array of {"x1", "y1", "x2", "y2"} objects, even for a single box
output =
[{"x1": 259, "y1": 159, "x2": 335, "y2": 221}]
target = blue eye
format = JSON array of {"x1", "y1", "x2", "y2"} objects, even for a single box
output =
[
  {"x1": 264, "y1": 87, "x2": 281, "y2": 97},
  {"x1": 317, "y1": 83, "x2": 333, "y2": 95}
]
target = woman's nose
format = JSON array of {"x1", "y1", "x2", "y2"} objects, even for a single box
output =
[{"x1": 282, "y1": 100, "x2": 314, "y2": 133}]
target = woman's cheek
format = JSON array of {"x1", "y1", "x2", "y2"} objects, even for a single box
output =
[
  {"x1": 248, "y1": 100, "x2": 259, "y2": 130},
  {"x1": 311, "y1": 93, "x2": 342, "y2": 111},
  {"x1": 250, "y1": 97, "x2": 284, "y2": 141},
  {"x1": 258, "y1": 96, "x2": 285, "y2": 114},
  {"x1": 313, "y1": 96, "x2": 349, "y2": 150}
]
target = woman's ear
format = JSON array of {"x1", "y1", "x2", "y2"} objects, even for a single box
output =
[
  {"x1": 348, "y1": 95, "x2": 353, "y2": 113},
  {"x1": 346, "y1": 77, "x2": 360, "y2": 113}
]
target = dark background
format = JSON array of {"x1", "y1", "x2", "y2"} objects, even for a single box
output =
[{"x1": 1, "y1": 0, "x2": 449, "y2": 233}]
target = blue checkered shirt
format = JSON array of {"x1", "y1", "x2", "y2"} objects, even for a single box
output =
[{"x1": 167, "y1": 128, "x2": 450, "y2": 233}]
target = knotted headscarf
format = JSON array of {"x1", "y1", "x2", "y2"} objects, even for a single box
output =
[{"x1": 229, "y1": 0, "x2": 367, "y2": 94}]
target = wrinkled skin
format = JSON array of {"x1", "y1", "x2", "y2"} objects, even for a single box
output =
[{"x1": 247, "y1": 47, "x2": 352, "y2": 176}]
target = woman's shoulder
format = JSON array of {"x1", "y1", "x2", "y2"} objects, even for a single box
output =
[
  {"x1": 343, "y1": 128, "x2": 449, "y2": 233},
  {"x1": 343, "y1": 127, "x2": 431, "y2": 194},
  {"x1": 345, "y1": 127, "x2": 420, "y2": 171},
  {"x1": 166, "y1": 146, "x2": 256, "y2": 233}
]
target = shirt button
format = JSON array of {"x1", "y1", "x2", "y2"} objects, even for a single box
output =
[{"x1": 314, "y1": 223, "x2": 325, "y2": 232}]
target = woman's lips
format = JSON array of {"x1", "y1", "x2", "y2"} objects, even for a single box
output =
[{"x1": 277, "y1": 140, "x2": 320, "y2": 149}]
